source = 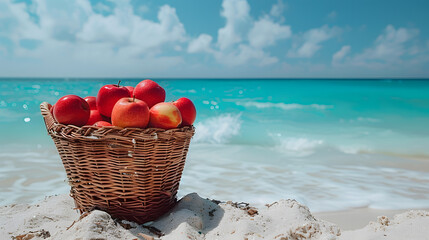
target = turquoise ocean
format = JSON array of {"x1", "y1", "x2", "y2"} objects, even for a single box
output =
[{"x1": 1, "y1": 79, "x2": 429, "y2": 212}]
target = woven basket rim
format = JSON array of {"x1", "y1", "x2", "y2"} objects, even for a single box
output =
[{"x1": 40, "y1": 102, "x2": 195, "y2": 138}]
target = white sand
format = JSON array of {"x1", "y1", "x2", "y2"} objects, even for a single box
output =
[
  {"x1": 1, "y1": 193, "x2": 428, "y2": 240},
  {"x1": 340, "y1": 211, "x2": 429, "y2": 240},
  {"x1": 314, "y1": 207, "x2": 429, "y2": 231}
]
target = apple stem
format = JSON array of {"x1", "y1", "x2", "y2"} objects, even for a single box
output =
[{"x1": 117, "y1": 80, "x2": 121, "y2": 87}]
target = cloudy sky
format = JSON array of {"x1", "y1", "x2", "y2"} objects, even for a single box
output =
[{"x1": 1, "y1": 0, "x2": 428, "y2": 78}]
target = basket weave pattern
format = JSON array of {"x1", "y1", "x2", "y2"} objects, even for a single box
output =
[{"x1": 40, "y1": 102, "x2": 194, "y2": 223}]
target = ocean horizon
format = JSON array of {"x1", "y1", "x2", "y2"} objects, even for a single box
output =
[
  {"x1": 2, "y1": 77, "x2": 429, "y2": 80},
  {"x1": 1, "y1": 78, "x2": 429, "y2": 212}
]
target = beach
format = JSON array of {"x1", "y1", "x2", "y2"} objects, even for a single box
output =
[
  {"x1": 2, "y1": 0, "x2": 429, "y2": 238},
  {"x1": 1, "y1": 79, "x2": 429, "y2": 239},
  {"x1": 1, "y1": 193, "x2": 429, "y2": 239}
]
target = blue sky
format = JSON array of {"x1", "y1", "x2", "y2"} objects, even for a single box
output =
[{"x1": 0, "y1": 0, "x2": 428, "y2": 78}]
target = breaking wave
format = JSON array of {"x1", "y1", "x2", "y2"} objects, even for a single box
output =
[
  {"x1": 236, "y1": 101, "x2": 333, "y2": 110},
  {"x1": 193, "y1": 114, "x2": 242, "y2": 144},
  {"x1": 274, "y1": 137, "x2": 324, "y2": 157}
]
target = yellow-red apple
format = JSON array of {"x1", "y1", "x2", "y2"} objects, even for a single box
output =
[
  {"x1": 149, "y1": 102, "x2": 182, "y2": 129},
  {"x1": 111, "y1": 97, "x2": 150, "y2": 128},
  {"x1": 94, "y1": 121, "x2": 112, "y2": 127}
]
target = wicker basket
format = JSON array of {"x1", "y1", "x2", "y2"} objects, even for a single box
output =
[{"x1": 40, "y1": 102, "x2": 194, "y2": 224}]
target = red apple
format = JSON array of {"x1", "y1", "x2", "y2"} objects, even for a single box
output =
[
  {"x1": 111, "y1": 97, "x2": 150, "y2": 128},
  {"x1": 97, "y1": 83, "x2": 130, "y2": 118},
  {"x1": 149, "y1": 102, "x2": 182, "y2": 129},
  {"x1": 53, "y1": 95, "x2": 90, "y2": 127},
  {"x1": 84, "y1": 96, "x2": 97, "y2": 110},
  {"x1": 94, "y1": 121, "x2": 112, "y2": 127},
  {"x1": 173, "y1": 97, "x2": 196, "y2": 126},
  {"x1": 86, "y1": 110, "x2": 104, "y2": 125},
  {"x1": 125, "y1": 86, "x2": 134, "y2": 97},
  {"x1": 50, "y1": 104, "x2": 55, "y2": 120},
  {"x1": 134, "y1": 79, "x2": 166, "y2": 108}
]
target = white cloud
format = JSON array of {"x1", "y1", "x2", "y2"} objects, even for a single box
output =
[
  {"x1": 352, "y1": 25, "x2": 419, "y2": 64},
  {"x1": 2, "y1": 1, "x2": 427, "y2": 78},
  {"x1": 0, "y1": 0, "x2": 188, "y2": 77},
  {"x1": 330, "y1": 25, "x2": 429, "y2": 77},
  {"x1": 187, "y1": 0, "x2": 291, "y2": 67},
  {"x1": 217, "y1": 0, "x2": 251, "y2": 50},
  {"x1": 288, "y1": 25, "x2": 340, "y2": 58},
  {"x1": 34, "y1": 0, "x2": 93, "y2": 41},
  {"x1": 214, "y1": 44, "x2": 278, "y2": 66},
  {"x1": 248, "y1": 17, "x2": 291, "y2": 48},
  {"x1": 0, "y1": 0, "x2": 46, "y2": 41},
  {"x1": 78, "y1": 4, "x2": 186, "y2": 56},
  {"x1": 332, "y1": 45, "x2": 350, "y2": 63},
  {"x1": 93, "y1": 2, "x2": 111, "y2": 13},
  {"x1": 270, "y1": 0, "x2": 286, "y2": 18},
  {"x1": 187, "y1": 34, "x2": 213, "y2": 53},
  {"x1": 77, "y1": 14, "x2": 130, "y2": 45},
  {"x1": 5, "y1": 0, "x2": 188, "y2": 52},
  {"x1": 236, "y1": 101, "x2": 333, "y2": 110}
]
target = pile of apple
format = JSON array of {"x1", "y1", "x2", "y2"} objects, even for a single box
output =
[{"x1": 50, "y1": 79, "x2": 196, "y2": 129}]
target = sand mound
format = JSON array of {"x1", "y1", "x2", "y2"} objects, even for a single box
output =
[
  {"x1": 340, "y1": 210, "x2": 429, "y2": 240},
  {"x1": 1, "y1": 193, "x2": 428, "y2": 240}
]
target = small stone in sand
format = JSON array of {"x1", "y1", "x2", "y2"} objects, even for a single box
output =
[{"x1": 12, "y1": 229, "x2": 50, "y2": 240}]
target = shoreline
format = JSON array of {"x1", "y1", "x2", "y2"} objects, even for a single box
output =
[
  {"x1": 1, "y1": 194, "x2": 429, "y2": 239},
  {"x1": 3, "y1": 142, "x2": 429, "y2": 210}
]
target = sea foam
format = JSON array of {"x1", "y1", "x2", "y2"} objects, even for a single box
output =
[
  {"x1": 236, "y1": 101, "x2": 333, "y2": 110},
  {"x1": 271, "y1": 135, "x2": 324, "y2": 157},
  {"x1": 193, "y1": 114, "x2": 242, "y2": 144},
  {"x1": 182, "y1": 143, "x2": 429, "y2": 212}
]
